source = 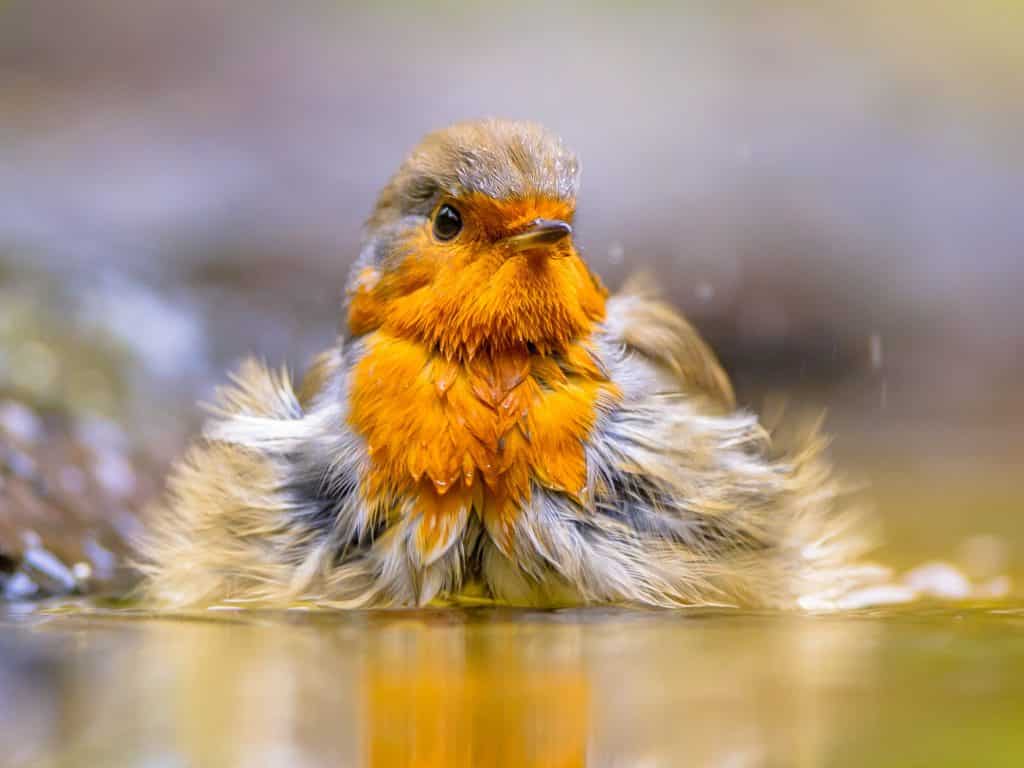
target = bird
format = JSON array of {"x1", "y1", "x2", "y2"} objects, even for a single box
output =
[{"x1": 136, "y1": 119, "x2": 878, "y2": 610}]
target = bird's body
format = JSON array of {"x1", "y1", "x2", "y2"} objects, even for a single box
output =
[{"x1": 139, "y1": 120, "x2": 874, "y2": 609}]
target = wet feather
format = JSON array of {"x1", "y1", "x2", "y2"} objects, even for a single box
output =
[{"x1": 137, "y1": 120, "x2": 879, "y2": 610}]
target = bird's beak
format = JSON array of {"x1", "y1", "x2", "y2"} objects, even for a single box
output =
[{"x1": 502, "y1": 219, "x2": 573, "y2": 253}]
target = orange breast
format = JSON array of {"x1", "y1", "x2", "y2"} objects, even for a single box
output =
[{"x1": 348, "y1": 335, "x2": 619, "y2": 560}]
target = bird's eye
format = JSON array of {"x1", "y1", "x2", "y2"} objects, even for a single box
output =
[{"x1": 432, "y1": 203, "x2": 463, "y2": 241}]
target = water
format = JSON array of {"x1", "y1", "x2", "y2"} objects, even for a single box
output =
[{"x1": 3, "y1": 601, "x2": 1024, "y2": 767}]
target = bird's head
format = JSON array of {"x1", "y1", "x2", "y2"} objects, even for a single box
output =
[{"x1": 346, "y1": 120, "x2": 607, "y2": 359}]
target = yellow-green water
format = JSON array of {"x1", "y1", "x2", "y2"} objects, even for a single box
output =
[{"x1": 4, "y1": 601, "x2": 1024, "y2": 767}]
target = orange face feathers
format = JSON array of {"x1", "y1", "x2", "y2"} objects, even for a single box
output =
[{"x1": 348, "y1": 193, "x2": 608, "y2": 358}]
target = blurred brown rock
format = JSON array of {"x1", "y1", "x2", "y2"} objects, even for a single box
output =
[{"x1": 0, "y1": 398, "x2": 157, "y2": 599}]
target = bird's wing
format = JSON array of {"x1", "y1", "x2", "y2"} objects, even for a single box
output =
[
  {"x1": 296, "y1": 344, "x2": 345, "y2": 409},
  {"x1": 604, "y1": 275, "x2": 735, "y2": 410}
]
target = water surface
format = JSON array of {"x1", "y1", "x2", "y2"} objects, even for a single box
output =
[{"x1": 3, "y1": 601, "x2": 1024, "y2": 767}]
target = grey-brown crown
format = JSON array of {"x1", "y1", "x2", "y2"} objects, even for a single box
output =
[{"x1": 366, "y1": 119, "x2": 580, "y2": 230}]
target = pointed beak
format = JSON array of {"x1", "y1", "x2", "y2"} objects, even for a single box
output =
[{"x1": 503, "y1": 218, "x2": 573, "y2": 252}]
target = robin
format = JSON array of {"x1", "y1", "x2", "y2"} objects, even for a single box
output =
[{"x1": 138, "y1": 119, "x2": 877, "y2": 609}]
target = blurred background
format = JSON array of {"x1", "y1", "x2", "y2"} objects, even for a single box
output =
[{"x1": 0, "y1": 0, "x2": 1021, "y2": 576}]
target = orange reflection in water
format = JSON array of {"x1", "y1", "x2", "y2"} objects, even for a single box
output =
[{"x1": 364, "y1": 621, "x2": 588, "y2": 768}]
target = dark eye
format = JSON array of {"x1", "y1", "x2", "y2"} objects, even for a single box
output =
[{"x1": 432, "y1": 203, "x2": 462, "y2": 241}]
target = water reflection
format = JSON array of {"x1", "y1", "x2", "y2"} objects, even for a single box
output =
[
  {"x1": 364, "y1": 619, "x2": 588, "y2": 767},
  {"x1": 1, "y1": 607, "x2": 894, "y2": 767}
]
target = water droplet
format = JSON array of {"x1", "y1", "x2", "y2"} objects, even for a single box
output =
[{"x1": 869, "y1": 333, "x2": 884, "y2": 370}]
